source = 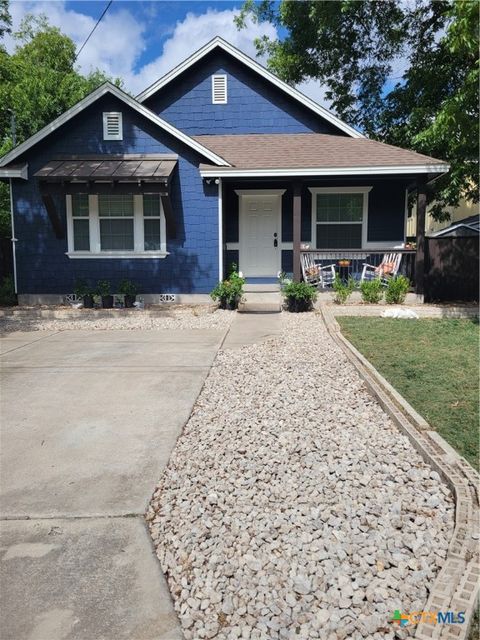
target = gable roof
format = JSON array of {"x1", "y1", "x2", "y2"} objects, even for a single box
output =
[
  {"x1": 194, "y1": 133, "x2": 450, "y2": 177},
  {"x1": 0, "y1": 83, "x2": 230, "y2": 170},
  {"x1": 136, "y1": 37, "x2": 364, "y2": 140},
  {"x1": 429, "y1": 214, "x2": 479, "y2": 237}
]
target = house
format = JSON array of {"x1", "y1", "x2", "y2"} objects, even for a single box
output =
[
  {"x1": 406, "y1": 195, "x2": 478, "y2": 237},
  {"x1": 427, "y1": 213, "x2": 479, "y2": 238},
  {"x1": 0, "y1": 37, "x2": 449, "y2": 304}
]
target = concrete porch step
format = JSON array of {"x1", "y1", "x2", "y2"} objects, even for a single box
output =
[{"x1": 238, "y1": 290, "x2": 282, "y2": 314}]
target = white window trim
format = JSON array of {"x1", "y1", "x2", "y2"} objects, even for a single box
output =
[
  {"x1": 102, "y1": 112, "x2": 123, "y2": 141},
  {"x1": 212, "y1": 74, "x2": 227, "y2": 104},
  {"x1": 66, "y1": 194, "x2": 168, "y2": 259}
]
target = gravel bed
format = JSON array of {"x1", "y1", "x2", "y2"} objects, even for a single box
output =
[
  {"x1": 147, "y1": 313, "x2": 454, "y2": 640},
  {"x1": 0, "y1": 307, "x2": 233, "y2": 333}
]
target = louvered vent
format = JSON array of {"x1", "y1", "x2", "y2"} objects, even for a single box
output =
[
  {"x1": 103, "y1": 112, "x2": 123, "y2": 140},
  {"x1": 212, "y1": 75, "x2": 227, "y2": 104}
]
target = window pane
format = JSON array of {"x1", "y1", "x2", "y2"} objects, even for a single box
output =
[
  {"x1": 316, "y1": 223, "x2": 362, "y2": 249},
  {"x1": 73, "y1": 219, "x2": 90, "y2": 251},
  {"x1": 316, "y1": 193, "x2": 363, "y2": 223},
  {"x1": 98, "y1": 194, "x2": 134, "y2": 217},
  {"x1": 144, "y1": 219, "x2": 161, "y2": 250},
  {"x1": 72, "y1": 194, "x2": 89, "y2": 217},
  {"x1": 143, "y1": 194, "x2": 160, "y2": 217},
  {"x1": 100, "y1": 219, "x2": 134, "y2": 250}
]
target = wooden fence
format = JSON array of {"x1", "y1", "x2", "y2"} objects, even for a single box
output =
[{"x1": 425, "y1": 236, "x2": 479, "y2": 302}]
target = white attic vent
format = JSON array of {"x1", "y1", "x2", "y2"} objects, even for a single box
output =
[
  {"x1": 212, "y1": 75, "x2": 227, "y2": 104},
  {"x1": 103, "y1": 112, "x2": 123, "y2": 140}
]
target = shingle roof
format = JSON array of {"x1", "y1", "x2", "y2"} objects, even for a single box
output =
[{"x1": 194, "y1": 133, "x2": 447, "y2": 171}]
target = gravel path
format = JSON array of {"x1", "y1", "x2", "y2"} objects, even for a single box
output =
[
  {"x1": 0, "y1": 307, "x2": 233, "y2": 333},
  {"x1": 147, "y1": 313, "x2": 454, "y2": 640}
]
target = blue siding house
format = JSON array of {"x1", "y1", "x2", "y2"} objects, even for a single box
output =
[{"x1": 0, "y1": 37, "x2": 449, "y2": 303}]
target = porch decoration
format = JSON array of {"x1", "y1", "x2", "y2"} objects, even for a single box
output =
[
  {"x1": 283, "y1": 281, "x2": 317, "y2": 312},
  {"x1": 361, "y1": 252, "x2": 402, "y2": 285},
  {"x1": 210, "y1": 265, "x2": 245, "y2": 310}
]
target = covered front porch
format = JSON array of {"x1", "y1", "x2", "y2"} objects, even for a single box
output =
[{"x1": 216, "y1": 177, "x2": 429, "y2": 295}]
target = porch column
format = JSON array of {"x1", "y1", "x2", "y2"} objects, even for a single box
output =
[
  {"x1": 293, "y1": 181, "x2": 302, "y2": 282},
  {"x1": 415, "y1": 179, "x2": 427, "y2": 295}
]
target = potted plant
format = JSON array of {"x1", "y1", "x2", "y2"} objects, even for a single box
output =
[
  {"x1": 97, "y1": 279, "x2": 113, "y2": 309},
  {"x1": 74, "y1": 279, "x2": 95, "y2": 309},
  {"x1": 283, "y1": 281, "x2": 317, "y2": 312},
  {"x1": 210, "y1": 264, "x2": 245, "y2": 310},
  {"x1": 119, "y1": 279, "x2": 138, "y2": 308}
]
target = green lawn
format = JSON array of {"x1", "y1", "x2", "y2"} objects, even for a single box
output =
[{"x1": 337, "y1": 317, "x2": 479, "y2": 470}]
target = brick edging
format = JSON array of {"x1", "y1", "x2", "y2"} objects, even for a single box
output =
[{"x1": 319, "y1": 304, "x2": 479, "y2": 640}]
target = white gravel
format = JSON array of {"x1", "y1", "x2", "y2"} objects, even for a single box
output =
[
  {"x1": 147, "y1": 313, "x2": 454, "y2": 640},
  {"x1": 0, "y1": 307, "x2": 233, "y2": 333}
]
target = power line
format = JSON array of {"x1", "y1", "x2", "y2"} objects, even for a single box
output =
[{"x1": 74, "y1": 0, "x2": 113, "y2": 63}]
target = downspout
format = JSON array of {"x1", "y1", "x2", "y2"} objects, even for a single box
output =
[
  {"x1": 218, "y1": 177, "x2": 223, "y2": 281},
  {"x1": 9, "y1": 178, "x2": 17, "y2": 294}
]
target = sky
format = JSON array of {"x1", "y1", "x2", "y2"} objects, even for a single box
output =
[{"x1": 4, "y1": 0, "x2": 324, "y2": 101}]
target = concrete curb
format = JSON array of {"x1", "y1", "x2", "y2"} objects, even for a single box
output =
[{"x1": 319, "y1": 303, "x2": 479, "y2": 640}]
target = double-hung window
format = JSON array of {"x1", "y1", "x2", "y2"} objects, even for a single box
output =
[
  {"x1": 66, "y1": 193, "x2": 167, "y2": 258},
  {"x1": 309, "y1": 187, "x2": 371, "y2": 249}
]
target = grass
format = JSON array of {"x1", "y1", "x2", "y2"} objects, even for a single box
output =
[{"x1": 337, "y1": 317, "x2": 479, "y2": 470}]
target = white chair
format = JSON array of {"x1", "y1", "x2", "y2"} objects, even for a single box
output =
[
  {"x1": 301, "y1": 253, "x2": 336, "y2": 288},
  {"x1": 361, "y1": 252, "x2": 402, "y2": 285}
]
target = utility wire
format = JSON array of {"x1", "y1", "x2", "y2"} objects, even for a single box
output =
[{"x1": 74, "y1": 0, "x2": 113, "y2": 63}]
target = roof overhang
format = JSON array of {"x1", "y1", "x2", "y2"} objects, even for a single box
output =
[
  {"x1": 0, "y1": 84, "x2": 230, "y2": 169},
  {"x1": 199, "y1": 163, "x2": 451, "y2": 178},
  {"x1": 0, "y1": 163, "x2": 28, "y2": 180},
  {"x1": 136, "y1": 37, "x2": 364, "y2": 140}
]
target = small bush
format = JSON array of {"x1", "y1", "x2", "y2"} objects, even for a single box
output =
[
  {"x1": 0, "y1": 275, "x2": 16, "y2": 306},
  {"x1": 96, "y1": 279, "x2": 111, "y2": 297},
  {"x1": 210, "y1": 264, "x2": 245, "y2": 309},
  {"x1": 332, "y1": 276, "x2": 356, "y2": 304},
  {"x1": 283, "y1": 281, "x2": 317, "y2": 312},
  {"x1": 74, "y1": 279, "x2": 94, "y2": 299},
  {"x1": 385, "y1": 275, "x2": 410, "y2": 304},
  {"x1": 360, "y1": 278, "x2": 383, "y2": 303},
  {"x1": 119, "y1": 279, "x2": 138, "y2": 296}
]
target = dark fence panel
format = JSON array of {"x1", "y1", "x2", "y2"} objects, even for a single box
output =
[
  {"x1": 425, "y1": 237, "x2": 479, "y2": 302},
  {"x1": 0, "y1": 238, "x2": 13, "y2": 280}
]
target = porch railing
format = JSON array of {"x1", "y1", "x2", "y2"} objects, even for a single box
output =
[{"x1": 300, "y1": 249, "x2": 416, "y2": 288}]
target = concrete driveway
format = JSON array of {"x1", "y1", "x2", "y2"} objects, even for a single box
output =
[{"x1": 0, "y1": 327, "x2": 227, "y2": 640}]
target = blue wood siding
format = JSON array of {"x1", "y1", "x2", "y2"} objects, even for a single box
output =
[
  {"x1": 144, "y1": 51, "x2": 343, "y2": 136},
  {"x1": 12, "y1": 95, "x2": 219, "y2": 295}
]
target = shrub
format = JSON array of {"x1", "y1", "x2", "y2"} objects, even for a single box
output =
[
  {"x1": 0, "y1": 275, "x2": 16, "y2": 306},
  {"x1": 74, "y1": 279, "x2": 94, "y2": 299},
  {"x1": 360, "y1": 278, "x2": 383, "y2": 304},
  {"x1": 332, "y1": 275, "x2": 356, "y2": 304},
  {"x1": 96, "y1": 279, "x2": 111, "y2": 297},
  {"x1": 385, "y1": 275, "x2": 410, "y2": 304},
  {"x1": 119, "y1": 279, "x2": 138, "y2": 296},
  {"x1": 283, "y1": 281, "x2": 317, "y2": 312},
  {"x1": 210, "y1": 264, "x2": 245, "y2": 309}
]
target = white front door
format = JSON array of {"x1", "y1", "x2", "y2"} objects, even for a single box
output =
[{"x1": 238, "y1": 191, "x2": 283, "y2": 277}]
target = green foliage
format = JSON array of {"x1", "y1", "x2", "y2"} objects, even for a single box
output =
[
  {"x1": 0, "y1": 11, "x2": 121, "y2": 237},
  {"x1": 283, "y1": 281, "x2": 317, "y2": 312},
  {"x1": 118, "y1": 279, "x2": 138, "y2": 296},
  {"x1": 360, "y1": 278, "x2": 383, "y2": 304},
  {"x1": 0, "y1": 274, "x2": 16, "y2": 306},
  {"x1": 210, "y1": 265, "x2": 245, "y2": 308},
  {"x1": 237, "y1": 0, "x2": 479, "y2": 221},
  {"x1": 385, "y1": 275, "x2": 410, "y2": 304},
  {"x1": 332, "y1": 275, "x2": 356, "y2": 304},
  {"x1": 0, "y1": 0, "x2": 11, "y2": 40},
  {"x1": 96, "y1": 279, "x2": 111, "y2": 297},
  {"x1": 73, "y1": 279, "x2": 94, "y2": 299}
]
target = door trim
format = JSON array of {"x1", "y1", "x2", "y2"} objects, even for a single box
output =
[{"x1": 236, "y1": 189, "x2": 285, "y2": 277}]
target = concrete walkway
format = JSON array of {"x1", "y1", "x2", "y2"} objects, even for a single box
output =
[
  {"x1": 222, "y1": 311, "x2": 284, "y2": 350},
  {"x1": 0, "y1": 328, "x2": 227, "y2": 640}
]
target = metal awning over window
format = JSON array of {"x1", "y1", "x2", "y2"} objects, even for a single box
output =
[{"x1": 35, "y1": 154, "x2": 178, "y2": 239}]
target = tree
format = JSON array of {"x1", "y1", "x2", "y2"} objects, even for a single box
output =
[
  {"x1": 236, "y1": 0, "x2": 479, "y2": 221},
  {"x1": 0, "y1": 11, "x2": 121, "y2": 236}
]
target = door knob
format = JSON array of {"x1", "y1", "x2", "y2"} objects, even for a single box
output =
[{"x1": 274, "y1": 238, "x2": 278, "y2": 247}]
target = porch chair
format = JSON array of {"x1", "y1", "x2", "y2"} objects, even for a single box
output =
[
  {"x1": 360, "y1": 252, "x2": 402, "y2": 286},
  {"x1": 301, "y1": 253, "x2": 336, "y2": 288}
]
